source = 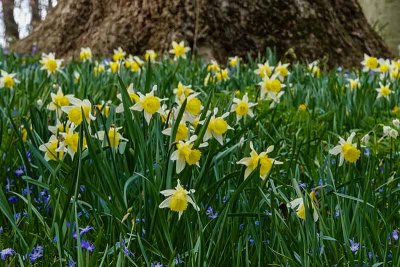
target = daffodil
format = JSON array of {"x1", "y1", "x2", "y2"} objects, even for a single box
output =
[
  {"x1": 170, "y1": 135, "x2": 207, "y2": 173},
  {"x1": 376, "y1": 83, "x2": 391, "y2": 100},
  {"x1": 378, "y1": 58, "x2": 390, "y2": 74},
  {"x1": 95, "y1": 126, "x2": 128, "y2": 149},
  {"x1": 0, "y1": 70, "x2": 19, "y2": 89},
  {"x1": 183, "y1": 93, "x2": 203, "y2": 122},
  {"x1": 169, "y1": 41, "x2": 190, "y2": 60},
  {"x1": 144, "y1": 50, "x2": 157, "y2": 62},
  {"x1": 236, "y1": 142, "x2": 282, "y2": 180},
  {"x1": 162, "y1": 121, "x2": 190, "y2": 141},
  {"x1": 207, "y1": 60, "x2": 220, "y2": 72},
  {"x1": 275, "y1": 62, "x2": 290, "y2": 81},
  {"x1": 348, "y1": 78, "x2": 360, "y2": 90},
  {"x1": 216, "y1": 68, "x2": 229, "y2": 81},
  {"x1": 259, "y1": 73, "x2": 286, "y2": 101},
  {"x1": 40, "y1": 53, "x2": 62, "y2": 75},
  {"x1": 48, "y1": 119, "x2": 70, "y2": 135},
  {"x1": 173, "y1": 82, "x2": 193, "y2": 103},
  {"x1": 329, "y1": 132, "x2": 361, "y2": 166},
  {"x1": 108, "y1": 61, "x2": 120, "y2": 73},
  {"x1": 231, "y1": 93, "x2": 257, "y2": 122},
  {"x1": 298, "y1": 104, "x2": 307, "y2": 112},
  {"x1": 228, "y1": 56, "x2": 239, "y2": 68},
  {"x1": 159, "y1": 179, "x2": 199, "y2": 220},
  {"x1": 39, "y1": 135, "x2": 66, "y2": 161},
  {"x1": 308, "y1": 61, "x2": 320, "y2": 77},
  {"x1": 61, "y1": 98, "x2": 96, "y2": 126},
  {"x1": 201, "y1": 108, "x2": 233, "y2": 145},
  {"x1": 93, "y1": 62, "x2": 105, "y2": 76},
  {"x1": 113, "y1": 47, "x2": 126, "y2": 62},
  {"x1": 47, "y1": 87, "x2": 74, "y2": 117},
  {"x1": 288, "y1": 191, "x2": 318, "y2": 222},
  {"x1": 96, "y1": 101, "x2": 111, "y2": 117},
  {"x1": 116, "y1": 83, "x2": 140, "y2": 113},
  {"x1": 59, "y1": 125, "x2": 87, "y2": 159},
  {"x1": 125, "y1": 56, "x2": 144, "y2": 72},
  {"x1": 73, "y1": 71, "x2": 80, "y2": 84},
  {"x1": 361, "y1": 54, "x2": 379, "y2": 72},
  {"x1": 130, "y1": 85, "x2": 166, "y2": 124},
  {"x1": 80, "y1": 47, "x2": 92, "y2": 62},
  {"x1": 254, "y1": 61, "x2": 272, "y2": 78}
]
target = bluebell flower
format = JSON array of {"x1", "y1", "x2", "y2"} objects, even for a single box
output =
[
  {"x1": 206, "y1": 206, "x2": 218, "y2": 219},
  {"x1": 29, "y1": 245, "x2": 43, "y2": 263},
  {"x1": 80, "y1": 185, "x2": 86, "y2": 192},
  {"x1": 363, "y1": 148, "x2": 370, "y2": 157},
  {"x1": 26, "y1": 151, "x2": 31, "y2": 161},
  {"x1": 349, "y1": 239, "x2": 359, "y2": 253},
  {"x1": 79, "y1": 226, "x2": 94, "y2": 236},
  {"x1": 239, "y1": 223, "x2": 245, "y2": 230},
  {"x1": 1, "y1": 248, "x2": 15, "y2": 260},
  {"x1": 299, "y1": 182, "x2": 308, "y2": 189},
  {"x1": 249, "y1": 236, "x2": 255, "y2": 245},
  {"x1": 67, "y1": 259, "x2": 76, "y2": 267},
  {"x1": 222, "y1": 195, "x2": 228, "y2": 203},
  {"x1": 368, "y1": 251, "x2": 373, "y2": 260},
  {"x1": 255, "y1": 221, "x2": 260, "y2": 226},
  {"x1": 5, "y1": 178, "x2": 14, "y2": 192},
  {"x1": 334, "y1": 210, "x2": 340, "y2": 219},
  {"x1": 392, "y1": 230, "x2": 399, "y2": 241},
  {"x1": 14, "y1": 166, "x2": 24, "y2": 177},
  {"x1": 151, "y1": 262, "x2": 163, "y2": 267},
  {"x1": 22, "y1": 185, "x2": 33, "y2": 196},
  {"x1": 8, "y1": 196, "x2": 18, "y2": 204},
  {"x1": 14, "y1": 213, "x2": 21, "y2": 220},
  {"x1": 81, "y1": 240, "x2": 94, "y2": 252},
  {"x1": 318, "y1": 179, "x2": 324, "y2": 186}
]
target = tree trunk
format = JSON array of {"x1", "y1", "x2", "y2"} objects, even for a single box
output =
[
  {"x1": 11, "y1": 0, "x2": 392, "y2": 68},
  {"x1": 30, "y1": 0, "x2": 41, "y2": 29},
  {"x1": 3, "y1": 0, "x2": 19, "y2": 42}
]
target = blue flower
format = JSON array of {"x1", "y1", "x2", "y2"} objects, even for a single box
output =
[
  {"x1": 80, "y1": 185, "x2": 86, "y2": 192},
  {"x1": 334, "y1": 209, "x2": 340, "y2": 219},
  {"x1": 8, "y1": 196, "x2": 18, "y2": 204},
  {"x1": 67, "y1": 259, "x2": 76, "y2": 267},
  {"x1": 363, "y1": 148, "x2": 370, "y2": 157},
  {"x1": 392, "y1": 230, "x2": 399, "y2": 241},
  {"x1": 29, "y1": 245, "x2": 43, "y2": 263},
  {"x1": 1, "y1": 248, "x2": 15, "y2": 261},
  {"x1": 5, "y1": 178, "x2": 14, "y2": 192},
  {"x1": 222, "y1": 195, "x2": 228, "y2": 203},
  {"x1": 79, "y1": 226, "x2": 94, "y2": 236},
  {"x1": 151, "y1": 262, "x2": 163, "y2": 267},
  {"x1": 349, "y1": 239, "x2": 359, "y2": 253},
  {"x1": 81, "y1": 240, "x2": 94, "y2": 252},
  {"x1": 206, "y1": 206, "x2": 218, "y2": 219},
  {"x1": 14, "y1": 166, "x2": 24, "y2": 177}
]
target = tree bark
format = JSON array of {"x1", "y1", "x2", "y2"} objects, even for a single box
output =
[
  {"x1": 30, "y1": 0, "x2": 41, "y2": 29},
  {"x1": 11, "y1": 0, "x2": 392, "y2": 68},
  {"x1": 3, "y1": 0, "x2": 19, "y2": 41}
]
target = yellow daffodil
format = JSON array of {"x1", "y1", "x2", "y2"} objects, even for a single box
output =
[
  {"x1": 95, "y1": 126, "x2": 128, "y2": 149},
  {"x1": 216, "y1": 68, "x2": 229, "y2": 81},
  {"x1": 61, "y1": 98, "x2": 96, "y2": 125},
  {"x1": 237, "y1": 142, "x2": 283, "y2": 180},
  {"x1": 169, "y1": 41, "x2": 190, "y2": 60},
  {"x1": 93, "y1": 62, "x2": 105, "y2": 76},
  {"x1": 125, "y1": 55, "x2": 144, "y2": 72},
  {"x1": 80, "y1": 47, "x2": 92, "y2": 62},
  {"x1": 201, "y1": 108, "x2": 233, "y2": 145},
  {"x1": 130, "y1": 85, "x2": 166, "y2": 124},
  {"x1": 348, "y1": 78, "x2": 360, "y2": 90},
  {"x1": 288, "y1": 191, "x2": 318, "y2": 222},
  {"x1": 116, "y1": 83, "x2": 140, "y2": 113},
  {"x1": 308, "y1": 61, "x2": 320, "y2": 77},
  {"x1": 329, "y1": 132, "x2": 361, "y2": 166},
  {"x1": 173, "y1": 82, "x2": 193, "y2": 103},
  {"x1": 228, "y1": 56, "x2": 239, "y2": 68},
  {"x1": 231, "y1": 93, "x2": 257, "y2": 122},
  {"x1": 259, "y1": 73, "x2": 286, "y2": 101},
  {"x1": 113, "y1": 47, "x2": 126, "y2": 61},
  {"x1": 254, "y1": 61, "x2": 272, "y2": 78},
  {"x1": 48, "y1": 119, "x2": 70, "y2": 135},
  {"x1": 59, "y1": 125, "x2": 87, "y2": 159},
  {"x1": 376, "y1": 82, "x2": 391, "y2": 100},
  {"x1": 39, "y1": 135, "x2": 66, "y2": 161},
  {"x1": 298, "y1": 104, "x2": 307, "y2": 112},
  {"x1": 47, "y1": 87, "x2": 74, "y2": 117},
  {"x1": 0, "y1": 70, "x2": 19, "y2": 89},
  {"x1": 162, "y1": 122, "x2": 190, "y2": 141},
  {"x1": 170, "y1": 135, "x2": 207, "y2": 173},
  {"x1": 109, "y1": 61, "x2": 120, "y2": 73},
  {"x1": 159, "y1": 179, "x2": 199, "y2": 220},
  {"x1": 96, "y1": 101, "x2": 111, "y2": 117},
  {"x1": 361, "y1": 54, "x2": 379, "y2": 72},
  {"x1": 40, "y1": 53, "x2": 63, "y2": 75},
  {"x1": 183, "y1": 93, "x2": 203, "y2": 122},
  {"x1": 275, "y1": 62, "x2": 290, "y2": 81},
  {"x1": 207, "y1": 60, "x2": 220, "y2": 72},
  {"x1": 378, "y1": 58, "x2": 390, "y2": 74},
  {"x1": 144, "y1": 50, "x2": 157, "y2": 62}
]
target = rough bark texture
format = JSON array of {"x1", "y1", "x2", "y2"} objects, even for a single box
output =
[
  {"x1": 30, "y1": 0, "x2": 41, "y2": 29},
  {"x1": 11, "y1": 0, "x2": 393, "y2": 68},
  {"x1": 3, "y1": 0, "x2": 19, "y2": 41}
]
